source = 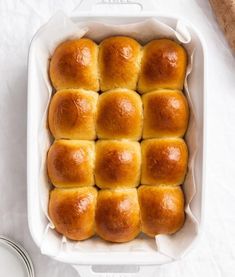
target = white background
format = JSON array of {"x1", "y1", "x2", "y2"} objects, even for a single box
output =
[{"x1": 0, "y1": 0, "x2": 235, "y2": 276}]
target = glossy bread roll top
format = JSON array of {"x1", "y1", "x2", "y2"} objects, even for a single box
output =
[
  {"x1": 142, "y1": 90, "x2": 189, "y2": 138},
  {"x1": 49, "y1": 39, "x2": 99, "y2": 91},
  {"x1": 48, "y1": 89, "x2": 98, "y2": 140},
  {"x1": 95, "y1": 189, "x2": 141, "y2": 242},
  {"x1": 99, "y1": 36, "x2": 142, "y2": 91},
  {"x1": 47, "y1": 140, "x2": 95, "y2": 188},
  {"x1": 141, "y1": 138, "x2": 188, "y2": 186},
  {"x1": 49, "y1": 187, "x2": 97, "y2": 240},
  {"x1": 138, "y1": 185, "x2": 185, "y2": 236},
  {"x1": 95, "y1": 140, "x2": 141, "y2": 189},
  {"x1": 96, "y1": 89, "x2": 143, "y2": 140},
  {"x1": 138, "y1": 39, "x2": 187, "y2": 93}
]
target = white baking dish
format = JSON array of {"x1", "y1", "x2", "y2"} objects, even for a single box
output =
[{"x1": 27, "y1": 0, "x2": 206, "y2": 276}]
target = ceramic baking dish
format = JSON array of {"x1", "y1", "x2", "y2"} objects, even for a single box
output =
[{"x1": 27, "y1": 0, "x2": 206, "y2": 276}]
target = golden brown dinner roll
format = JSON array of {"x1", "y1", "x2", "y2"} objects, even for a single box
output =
[
  {"x1": 49, "y1": 187, "x2": 97, "y2": 240},
  {"x1": 95, "y1": 140, "x2": 141, "y2": 189},
  {"x1": 141, "y1": 138, "x2": 188, "y2": 186},
  {"x1": 142, "y1": 90, "x2": 189, "y2": 138},
  {"x1": 49, "y1": 39, "x2": 99, "y2": 90},
  {"x1": 96, "y1": 89, "x2": 143, "y2": 140},
  {"x1": 99, "y1": 36, "x2": 142, "y2": 91},
  {"x1": 47, "y1": 140, "x2": 95, "y2": 187},
  {"x1": 138, "y1": 185, "x2": 185, "y2": 237},
  {"x1": 95, "y1": 189, "x2": 141, "y2": 242},
  {"x1": 48, "y1": 89, "x2": 98, "y2": 140},
  {"x1": 138, "y1": 39, "x2": 187, "y2": 93}
]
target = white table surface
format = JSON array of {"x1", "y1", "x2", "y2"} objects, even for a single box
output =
[{"x1": 0, "y1": 0, "x2": 235, "y2": 276}]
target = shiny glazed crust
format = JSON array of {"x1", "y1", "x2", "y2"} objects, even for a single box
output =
[
  {"x1": 96, "y1": 88, "x2": 143, "y2": 140},
  {"x1": 141, "y1": 138, "x2": 188, "y2": 186},
  {"x1": 95, "y1": 140, "x2": 141, "y2": 189},
  {"x1": 99, "y1": 36, "x2": 142, "y2": 91},
  {"x1": 138, "y1": 39, "x2": 187, "y2": 93},
  {"x1": 47, "y1": 140, "x2": 95, "y2": 187},
  {"x1": 48, "y1": 89, "x2": 98, "y2": 139},
  {"x1": 95, "y1": 189, "x2": 141, "y2": 242},
  {"x1": 47, "y1": 37, "x2": 189, "y2": 242},
  {"x1": 142, "y1": 89, "x2": 189, "y2": 138},
  {"x1": 49, "y1": 39, "x2": 99, "y2": 90},
  {"x1": 138, "y1": 185, "x2": 185, "y2": 236},
  {"x1": 49, "y1": 187, "x2": 97, "y2": 240}
]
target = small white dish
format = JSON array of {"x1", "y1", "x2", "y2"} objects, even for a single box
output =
[{"x1": 0, "y1": 237, "x2": 34, "y2": 277}]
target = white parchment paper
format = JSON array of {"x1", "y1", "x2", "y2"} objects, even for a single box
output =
[{"x1": 33, "y1": 11, "x2": 199, "y2": 260}]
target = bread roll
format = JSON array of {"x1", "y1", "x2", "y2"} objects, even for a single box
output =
[
  {"x1": 49, "y1": 39, "x2": 99, "y2": 90},
  {"x1": 99, "y1": 36, "x2": 141, "y2": 91},
  {"x1": 138, "y1": 39, "x2": 187, "y2": 93},
  {"x1": 96, "y1": 89, "x2": 143, "y2": 140},
  {"x1": 138, "y1": 185, "x2": 185, "y2": 237},
  {"x1": 47, "y1": 140, "x2": 95, "y2": 187},
  {"x1": 49, "y1": 187, "x2": 97, "y2": 240},
  {"x1": 95, "y1": 189, "x2": 141, "y2": 242},
  {"x1": 142, "y1": 90, "x2": 189, "y2": 138},
  {"x1": 141, "y1": 138, "x2": 188, "y2": 186},
  {"x1": 95, "y1": 140, "x2": 141, "y2": 189},
  {"x1": 48, "y1": 89, "x2": 98, "y2": 140}
]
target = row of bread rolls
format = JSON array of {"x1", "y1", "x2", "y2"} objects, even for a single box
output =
[
  {"x1": 49, "y1": 186, "x2": 185, "y2": 242},
  {"x1": 48, "y1": 88, "x2": 189, "y2": 140},
  {"x1": 49, "y1": 37, "x2": 187, "y2": 93},
  {"x1": 47, "y1": 138, "x2": 188, "y2": 189}
]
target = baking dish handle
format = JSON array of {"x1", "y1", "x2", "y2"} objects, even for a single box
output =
[
  {"x1": 72, "y1": 0, "x2": 156, "y2": 14},
  {"x1": 73, "y1": 265, "x2": 158, "y2": 277}
]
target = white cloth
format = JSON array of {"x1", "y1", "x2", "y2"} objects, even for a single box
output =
[{"x1": 0, "y1": 0, "x2": 234, "y2": 276}]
